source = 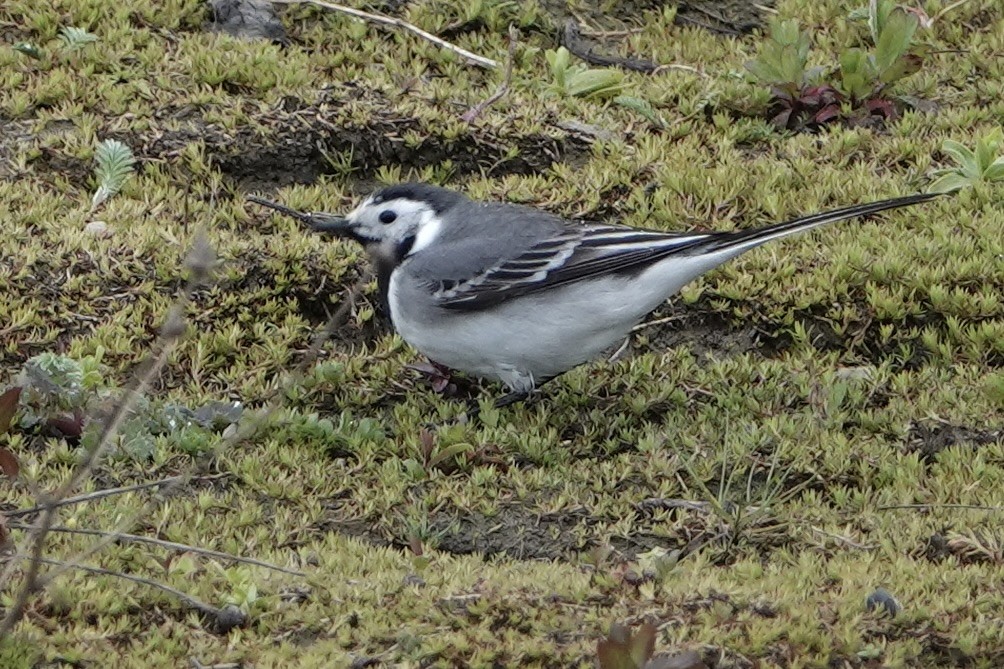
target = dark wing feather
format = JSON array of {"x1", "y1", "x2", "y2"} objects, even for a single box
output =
[
  {"x1": 433, "y1": 193, "x2": 940, "y2": 312},
  {"x1": 435, "y1": 225, "x2": 710, "y2": 310}
]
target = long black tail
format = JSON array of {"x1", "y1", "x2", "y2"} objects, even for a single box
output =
[{"x1": 695, "y1": 192, "x2": 942, "y2": 256}]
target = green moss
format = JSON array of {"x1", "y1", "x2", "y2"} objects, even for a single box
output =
[{"x1": 1, "y1": 0, "x2": 1003, "y2": 665}]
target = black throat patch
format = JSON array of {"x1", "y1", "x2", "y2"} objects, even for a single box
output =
[{"x1": 394, "y1": 234, "x2": 417, "y2": 262}]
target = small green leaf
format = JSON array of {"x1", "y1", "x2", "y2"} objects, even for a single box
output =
[
  {"x1": 566, "y1": 69, "x2": 624, "y2": 99},
  {"x1": 975, "y1": 136, "x2": 996, "y2": 173},
  {"x1": 545, "y1": 47, "x2": 571, "y2": 88},
  {"x1": 745, "y1": 59, "x2": 782, "y2": 85},
  {"x1": 839, "y1": 48, "x2": 877, "y2": 99},
  {"x1": 926, "y1": 172, "x2": 971, "y2": 194},
  {"x1": 746, "y1": 18, "x2": 810, "y2": 89},
  {"x1": 941, "y1": 139, "x2": 981, "y2": 178},
  {"x1": 13, "y1": 42, "x2": 43, "y2": 59},
  {"x1": 427, "y1": 442, "x2": 473, "y2": 470},
  {"x1": 875, "y1": 8, "x2": 918, "y2": 75},
  {"x1": 614, "y1": 96, "x2": 665, "y2": 127},
  {"x1": 982, "y1": 157, "x2": 1004, "y2": 182},
  {"x1": 59, "y1": 26, "x2": 98, "y2": 49},
  {"x1": 868, "y1": 0, "x2": 898, "y2": 45},
  {"x1": 878, "y1": 53, "x2": 922, "y2": 84},
  {"x1": 91, "y1": 139, "x2": 136, "y2": 210},
  {"x1": 983, "y1": 127, "x2": 1004, "y2": 152}
]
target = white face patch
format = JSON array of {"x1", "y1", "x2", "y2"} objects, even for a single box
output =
[
  {"x1": 345, "y1": 196, "x2": 374, "y2": 223},
  {"x1": 408, "y1": 209, "x2": 443, "y2": 256}
]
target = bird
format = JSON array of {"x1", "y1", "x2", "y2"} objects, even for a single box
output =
[{"x1": 248, "y1": 184, "x2": 939, "y2": 406}]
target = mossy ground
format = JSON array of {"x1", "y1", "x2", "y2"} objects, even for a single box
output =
[{"x1": 2, "y1": 0, "x2": 1004, "y2": 666}]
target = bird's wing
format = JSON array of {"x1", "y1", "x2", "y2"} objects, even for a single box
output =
[
  {"x1": 432, "y1": 193, "x2": 939, "y2": 311},
  {"x1": 433, "y1": 224, "x2": 711, "y2": 310}
]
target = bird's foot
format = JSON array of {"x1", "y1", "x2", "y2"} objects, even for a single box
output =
[
  {"x1": 493, "y1": 389, "x2": 533, "y2": 408},
  {"x1": 406, "y1": 360, "x2": 466, "y2": 396}
]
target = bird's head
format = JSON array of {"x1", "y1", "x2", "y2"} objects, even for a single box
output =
[{"x1": 307, "y1": 183, "x2": 465, "y2": 262}]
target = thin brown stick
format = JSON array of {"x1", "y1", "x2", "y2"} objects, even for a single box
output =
[
  {"x1": 461, "y1": 25, "x2": 518, "y2": 123},
  {"x1": 561, "y1": 19, "x2": 659, "y2": 73},
  {"x1": 271, "y1": 0, "x2": 498, "y2": 69},
  {"x1": 876, "y1": 503, "x2": 1004, "y2": 512},
  {"x1": 5, "y1": 477, "x2": 186, "y2": 518},
  {"x1": 933, "y1": 0, "x2": 973, "y2": 23},
  {"x1": 38, "y1": 271, "x2": 370, "y2": 590},
  {"x1": 0, "y1": 233, "x2": 214, "y2": 638},
  {"x1": 30, "y1": 556, "x2": 221, "y2": 617},
  {"x1": 9, "y1": 524, "x2": 305, "y2": 577},
  {"x1": 0, "y1": 494, "x2": 53, "y2": 639},
  {"x1": 0, "y1": 332, "x2": 185, "y2": 638},
  {"x1": 809, "y1": 526, "x2": 875, "y2": 550}
]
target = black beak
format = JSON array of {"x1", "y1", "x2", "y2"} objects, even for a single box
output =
[{"x1": 247, "y1": 196, "x2": 353, "y2": 235}]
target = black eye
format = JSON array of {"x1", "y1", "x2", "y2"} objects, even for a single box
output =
[{"x1": 379, "y1": 210, "x2": 397, "y2": 224}]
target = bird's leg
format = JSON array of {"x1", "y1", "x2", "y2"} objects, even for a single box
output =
[
  {"x1": 406, "y1": 359, "x2": 463, "y2": 396},
  {"x1": 493, "y1": 390, "x2": 531, "y2": 408},
  {"x1": 491, "y1": 375, "x2": 555, "y2": 409}
]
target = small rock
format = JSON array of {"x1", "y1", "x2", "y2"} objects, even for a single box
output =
[
  {"x1": 647, "y1": 650, "x2": 708, "y2": 669},
  {"x1": 402, "y1": 573, "x2": 426, "y2": 587},
  {"x1": 209, "y1": 0, "x2": 286, "y2": 43},
  {"x1": 84, "y1": 220, "x2": 112, "y2": 237},
  {"x1": 213, "y1": 604, "x2": 247, "y2": 632},
  {"x1": 622, "y1": 569, "x2": 643, "y2": 586},
  {"x1": 865, "y1": 588, "x2": 902, "y2": 617}
]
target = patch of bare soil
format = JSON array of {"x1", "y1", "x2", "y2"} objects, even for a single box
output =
[
  {"x1": 542, "y1": 0, "x2": 770, "y2": 35},
  {"x1": 0, "y1": 118, "x2": 34, "y2": 180},
  {"x1": 635, "y1": 308, "x2": 765, "y2": 362},
  {"x1": 134, "y1": 87, "x2": 591, "y2": 193},
  {"x1": 906, "y1": 421, "x2": 1003, "y2": 463},
  {"x1": 23, "y1": 84, "x2": 592, "y2": 194},
  {"x1": 322, "y1": 503, "x2": 594, "y2": 560}
]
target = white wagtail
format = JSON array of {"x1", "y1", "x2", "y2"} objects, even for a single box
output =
[{"x1": 249, "y1": 184, "x2": 939, "y2": 405}]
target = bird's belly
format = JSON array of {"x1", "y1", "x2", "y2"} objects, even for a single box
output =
[{"x1": 388, "y1": 274, "x2": 660, "y2": 389}]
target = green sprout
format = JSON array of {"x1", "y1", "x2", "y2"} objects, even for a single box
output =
[
  {"x1": 744, "y1": 18, "x2": 816, "y2": 97},
  {"x1": 545, "y1": 46, "x2": 624, "y2": 100},
  {"x1": 91, "y1": 139, "x2": 136, "y2": 210},
  {"x1": 13, "y1": 42, "x2": 44, "y2": 59},
  {"x1": 59, "y1": 26, "x2": 99, "y2": 50},
  {"x1": 928, "y1": 130, "x2": 1004, "y2": 194},
  {"x1": 746, "y1": 1, "x2": 925, "y2": 130}
]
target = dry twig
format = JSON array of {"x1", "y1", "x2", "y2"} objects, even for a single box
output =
[
  {"x1": 31, "y1": 556, "x2": 222, "y2": 618},
  {"x1": 561, "y1": 19, "x2": 659, "y2": 73},
  {"x1": 271, "y1": 0, "x2": 498, "y2": 69},
  {"x1": 5, "y1": 477, "x2": 186, "y2": 518},
  {"x1": 0, "y1": 233, "x2": 215, "y2": 638},
  {"x1": 9, "y1": 523, "x2": 305, "y2": 577},
  {"x1": 25, "y1": 272, "x2": 368, "y2": 610},
  {"x1": 877, "y1": 503, "x2": 1004, "y2": 512},
  {"x1": 461, "y1": 25, "x2": 518, "y2": 123}
]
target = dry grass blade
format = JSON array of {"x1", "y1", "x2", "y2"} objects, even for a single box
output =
[
  {"x1": 8, "y1": 523, "x2": 306, "y2": 577},
  {"x1": 5, "y1": 477, "x2": 186, "y2": 518},
  {"x1": 31, "y1": 556, "x2": 225, "y2": 619},
  {"x1": 0, "y1": 231, "x2": 216, "y2": 639},
  {"x1": 877, "y1": 503, "x2": 1004, "y2": 512},
  {"x1": 26, "y1": 277, "x2": 368, "y2": 610},
  {"x1": 271, "y1": 0, "x2": 498, "y2": 69},
  {"x1": 461, "y1": 25, "x2": 519, "y2": 123},
  {"x1": 11, "y1": 269, "x2": 369, "y2": 622}
]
